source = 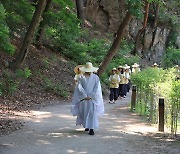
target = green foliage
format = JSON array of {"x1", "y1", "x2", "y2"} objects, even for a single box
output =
[
  {"x1": 0, "y1": 68, "x2": 32, "y2": 96},
  {"x1": 15, "y1": 67, "x2": 32, "y2": 79},
  {"x1": 0, "y1": 3, "x2": 15, "y2": 54},
  {"x1": 131, "y1": 67, "x2": 179, "y2": 135},
  {"x1": 162, "y1": 47, "x2": 180, "y2": 68},
  {"x1": 166, "y1": 30, "x2": 179, "y2": 47},
  {"x1": 43, "y1": 77, "x2": 69, "y2": 98},
  {"x1": 100, "y1": 39, "x2": 140, "y2": 84},
  {"x1": 1, "y1": 0, "x2": 34, "y2": 33},
  {"x1": 126, "y1": 0, "x2": 143, "y2": 18},
  {"x1": 158, "y1": 1, "x2": 180, "y2": 30}
]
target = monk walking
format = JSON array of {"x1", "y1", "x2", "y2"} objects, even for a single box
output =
[{"x1": 71, "y1": 62, "x2": 104, "y2": 135}]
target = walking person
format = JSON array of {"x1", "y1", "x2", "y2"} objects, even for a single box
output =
[
  {"x1": 117, "y1": 65, "x2": 126, "y2": 98},
  {"x1": 74, "y1": 65, "x2": 84, "y2": 84},
  {"x1": 71, "y1": 62, "x2": 104, "y2": 135},
  {"x1": 152, "y1": 63, "x2": 159, "y2": 69},
  {"x1": 109, "y1": 68, "x2": 120, "y2": 104},
  {"x1": 132, "y1": 63, "x2": 140, "y2": 74},
  {"x1": 124, "y1": 64, "x2": 131, "y2": 93}
]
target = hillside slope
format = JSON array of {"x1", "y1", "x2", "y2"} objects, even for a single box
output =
[{"x1": 0, "y1": 36, "x2": 77, "y2": 135}]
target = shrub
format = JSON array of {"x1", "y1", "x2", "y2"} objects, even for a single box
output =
[
  {"x1": 0, "y1": 68, "x2": 32, "y2": 96},
  {"x1": 131, "y1": 67, "x2": 179, "y2": 135},
  {"x1": 162, "y1": 47, "x2": 180, "y2": 68},
  {"x1": 0, "y1": 3, "x2": 15, "y2": 54},
  {"x1": 1, "y1": 0, "x2": 34, "y2": 34},
  {"x1": 43, "y1": 77, "x2": 69, "y2": 98}
]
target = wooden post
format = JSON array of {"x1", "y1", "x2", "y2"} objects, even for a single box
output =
[
  {"x1": 158, "y1": 98, "x2": 164, "y2": 132},
  {"x1": 131, "y1": 85, "x2": 136, "y2": 111}
]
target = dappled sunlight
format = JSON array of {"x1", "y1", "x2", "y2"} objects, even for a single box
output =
[
  {"x1": 67, "y1": 149, "x2": 88, "y2": 154},
  {"x1": 57, "y1": 113, "x2": 75, "y2": 120},
  {"x1": 12, "y1": 108, "x2": 76, "y2": 124},
  {"x1": 0, "y1": 143, "x2": 15, "y2": 148},
  {"x1": 36, "y1": 140, "x2": 51, "y2": 145},
  {"x1": 47, "y1": 128, "x2": 87, "y2": 139},
  {"x1": 102, "y1": 135, "x2": 123, "y2": 139}
]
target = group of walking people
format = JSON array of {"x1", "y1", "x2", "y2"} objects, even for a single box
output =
[
  {"x1": 71, "y1": 61, "x2": 179, "y2": 136},
  {"x1": 108, "y1": 63, "x2": 140, "y2": 104}
]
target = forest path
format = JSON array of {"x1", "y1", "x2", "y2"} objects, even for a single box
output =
[{"x1": 0, "y1": 92, "x2": 179, "y2": 154}]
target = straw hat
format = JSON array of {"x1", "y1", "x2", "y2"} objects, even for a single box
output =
[
  {"x1": 74, "y1": 65, "x2": 84, "y2": 74},
  {"x1": 112, "y1": 68, "x2": 117, "y2": 71},
  {"x1": 118, "y1": 65, "x2": 123, "y2": 69},
  {"x1": 132, "y1": 63, "x2": 139, "y2": 67},
  {"x1": 124, "y1": 64, "x2": 130, "y2": 69},
  {"x1": 79, "y1": 62, "x2": 98, "y2": 73},
  {"x1": 175, "y1": 65, "x2": 179, "y2": 68},
  {"x1": 152, "y1": 63, "x2": 158, "y2": 66}
]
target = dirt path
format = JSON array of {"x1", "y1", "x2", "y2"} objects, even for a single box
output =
[{"x1": 0, "y1": 93, "x2": 179, "y2": 154}]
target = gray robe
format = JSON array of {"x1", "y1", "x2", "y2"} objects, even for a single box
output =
[{"x1": 71, "y1": 73, "x2": 104, "y2": 129}]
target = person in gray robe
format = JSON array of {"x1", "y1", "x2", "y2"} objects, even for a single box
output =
[{"x1": 71, "y1": 62, "x2": 104, "y2": 135}]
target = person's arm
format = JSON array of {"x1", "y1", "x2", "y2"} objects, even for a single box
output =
[
  {"x1": 76, "y1": 78, "x2": 88, "y2": 101},
  {"x1": 88, "y1": 75, "x2": 100, "y2": 101},
  {"x1": 117, "y1": 75, "x2": 120, "y2": 83},
  {"x1": 109, "y1": 75, "x2": 112, "y2": 81}
]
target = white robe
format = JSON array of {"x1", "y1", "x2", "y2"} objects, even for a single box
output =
[{"x1": 71, "y1": 73, "x2": 104, "y2": 129}]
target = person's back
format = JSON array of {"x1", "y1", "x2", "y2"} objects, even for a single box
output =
[{"x1": 71, "y1": 62, "x2": 104, "y2": 135}]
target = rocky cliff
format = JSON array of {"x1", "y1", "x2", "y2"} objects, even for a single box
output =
[{"x1": 85, "y1": 0, "x2": 179, "y2": 64}]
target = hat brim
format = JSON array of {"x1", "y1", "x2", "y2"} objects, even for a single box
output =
[
  {"x1": 74, "y1": 65, "x2": 84, "y2": 74},
  {"x1": 132, "y1": 65, "x2": 139, "y2": 67},
  {"x1": 124, "y1": 66, "x2": 130, "y2": 69},
  {"x1": 79, "y1": 67, "x2": 99, "y2": 73}
]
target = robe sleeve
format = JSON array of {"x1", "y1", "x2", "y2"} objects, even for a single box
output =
[
  {"x1": 88, "y1": 75, "x2": 104, "y2": 116},
  {"x1": 71, "y1": 77, "x2": 87, "y2": 116},
  {"x1": 76, "y1": 79, "x2": 87, "y2": 101},
  {"x1": 88, "y1": 76, "x2": 99, "y2": 101}
]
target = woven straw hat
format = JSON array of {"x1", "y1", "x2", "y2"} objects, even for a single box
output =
[
  {"x1": 152, "y1": 63, "x2": 158, "y2": 66},
  {"x1": 118, "y1": 65, "x2": 123, "y2": 69},
  {"x1": 124, "y1": 64, "x2": 130, "y2": 69},
  {"x1": 74, "y1": 65, "x2": 84, "y2": 74},
  {"x1": 79, "y1": 62, "x2": 98, "y2": 73},
  {"x1": 132, "y1": 63, "x2": 139, "y2": 67}
]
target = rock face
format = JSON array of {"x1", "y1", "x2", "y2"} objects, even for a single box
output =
[
  {"x1": 85, "y1": 0, "x2": 126, "y2": 31},
  {"x1": 85, "y1": 0, "x2": 179, "y2": 64}
]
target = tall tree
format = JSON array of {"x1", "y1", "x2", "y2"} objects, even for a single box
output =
[
  {"x1": 36, "y1": 0, "x2": 53, "y2": 48},
  {"x1": 75, "y1": 0, "x2": 85, "y2": 28},
  {"x1": 97, "y1": 0, "x2": 147, "y2": 76},
  {"x1": 10, "y1": 0, "x2": 46, "y2": 69},
  {"x1": 97, "y1": 12, "x2": 133, "y2": 76},
  {"x1": 153, "y1": 3, "x2": 160, "y2": 28},
  {"x1": 133, "y1": 1, "x2": 150, "y2": 55}
]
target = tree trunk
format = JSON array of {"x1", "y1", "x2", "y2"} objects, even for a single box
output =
[
  {"x1": 97, "y1": 11, "x2": 133, "y2": 76},
  {"x1": 132, "y1": 1, "x2": 150, "y2": 55},
  {"x1": 10, "y1": 0, "x2": 46, "y2": 69},
  {"x1": 75, "y1": 0, "x2": 85, "y2": 28},
  {"x1": 36, "y1": 0, "x2": 53, "y2": 48},
  {"x1": 82, "y1": 0, "x2": 88, "y2": 7},
  {"x1": 153, "y1": 3, "x2": 159, "y2": 28}
]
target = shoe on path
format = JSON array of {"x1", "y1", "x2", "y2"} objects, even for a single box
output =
[
  {"x1": 89, "y1": 129, "x2": 94, "y2": 135},
  {"x1": 109, "y1": 101, "x2": 113, "y2": 104}
]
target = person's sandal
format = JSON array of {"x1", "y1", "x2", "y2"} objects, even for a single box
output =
[{"x1": 89, "y1": 129, "x2": 94, "y2": 135}]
